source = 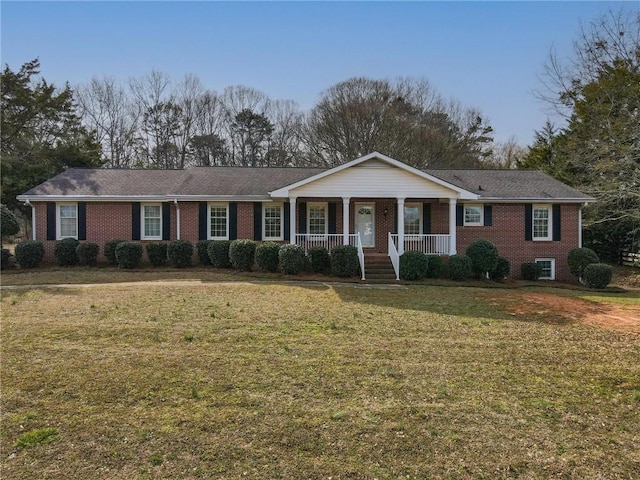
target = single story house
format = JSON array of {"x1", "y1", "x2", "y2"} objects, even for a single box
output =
[{"x1": 17, "y1": 152, "x2": 594, "y2": 281}]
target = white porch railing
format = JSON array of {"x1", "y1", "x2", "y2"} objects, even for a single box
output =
[
  {"x1": 388, "y1": 232, "x2": 400, "y2": 280},
  {"x1": 390, "y1": 234, "x2": 451, "y2": 255},
  {"x1": 295, "y1": 233, "x2": 365, "y2": 280}
]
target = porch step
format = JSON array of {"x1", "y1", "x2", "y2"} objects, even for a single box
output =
[{"x1": 364, "y1": 254, "x2": 397, "y2": 282}]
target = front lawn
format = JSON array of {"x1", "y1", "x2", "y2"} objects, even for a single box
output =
[{"x1": 1, "y1": 282, "x2": 639, "y2": 479}]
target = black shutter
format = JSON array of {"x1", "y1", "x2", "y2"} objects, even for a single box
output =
[
  {"x1": 283, "y1": 203, "x2": 290, "y2": 241},
  {"x1": 162, "y1": 203, "x2": 170, "y2": 240},
  {"x1": 422, "y1": 203, "x2": 431, "y2": 234},
  {"x1": 393, "y1": 204, "x2": 398, "y2": 234},
  {"x1": 298, "y1": 202, "x2": 307, "y2": 234},
  {"x1": 525, "y1": 204, "x2": 533, "y2": 241},
  {"x1": 46, "y1": 202, "x2": 56, "y2": 240},
  {"x1": 253, "y1": 202, "x2": 262, "y2": 241},
  {"x1": 484, "y1": 205, "x2": 493, "y2": 226},
  {"x1": 78, "y1": 202, "x2": 87, "y2": 240},
  {"x1": 131, "y1": 202, "x2": 141, "y2": 240},
  {"x1": 552, "y1": 204, "x2": 561, "y2": 241},
  {"x1": 456, "y1": 204, "x2": 464, "y2": 227},
  {"x1": 198, "y1": 202, "x2": 207, "y2": 240},
  {"x1": 229, "y1": 202, "x2": 237, "y2": 240},
  {"x1": 328, "y1": 203, "x2": 337, "y2": 234}
]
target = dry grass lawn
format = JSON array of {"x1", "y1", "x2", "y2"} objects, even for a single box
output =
[{"x1": 1, "y1": 281, "x2": 639, "y2": 479}]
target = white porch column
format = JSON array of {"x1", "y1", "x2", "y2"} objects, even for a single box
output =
[
  {"x1": 174, "y1": 199, "x2": 181, "y2": 240},
  {"x1": 449, "y1": 198, "x2": 457, "y2": 255},
  {"x1": 342, "y1": 197, "x2": 350, "y2": 245},
  {"x1": 27, "y1": 201, "x2": 36, "y2": 240},
  {"x1": 289, "y1": 197, "x2": 297, "y2": 245},
  {"x1": 397, "y1": 197, "x2": 405, "y2": 255}
]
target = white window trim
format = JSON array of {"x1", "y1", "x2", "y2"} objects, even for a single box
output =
[
  {"x1": 208, "y1": 202, "x2": 229, "y2": 240},
  {"x1": 463, "y1": 204, "x2": 484, "y2": 227},
  {"x1": 141, "y1": 203, "x2": 163, "y2": 240},
  {"x1": 307, "y1": 202, "x2": 328, "y2": 236},
  {"x1": 57, "y1": 202, "x2": 78, "y2": 240},
  {"x1": 535, "y1": 258, "x2": 556, "y2": 280},
  {"x1": 404, "y1": 202, "x2": 422, "y2": 235},
  {"x1": 533, "y1": 204, "x2": 553, "y2": 241},
  {"x1": 263, "y1": 202, "x2": 284, "y2": 241}
]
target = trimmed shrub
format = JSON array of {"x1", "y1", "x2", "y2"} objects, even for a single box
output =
[
  {"x1": 229, "y1": 239, "x2": 257, "y2": 271},
  {"x1": 76, "y1": 242, "x2": 99, "y2": 266},
  {"x1": 54, "y1": 238, "x2": 80, "y2": 266},
  {"x1": 307, "y1": 246, "x2": 330, "y2": 274},
  {"x1": 330, "y1": 245, "x2": 359, "y2": 277},
  {"x1": 1, "y1": 204, "x2": 20, "y2": 238},
  {"x1": 489, "y1": 256, "x2": 511, "y2": 282},
  {"x1": 278, "y1": 244, "x2": 305, "y2": 275},
  {"x1": 256, "y1": 242, "x2": 280, "y2": 273},
  {"x1": 425, "y1": 255, "x2": 444, "y2": 279},
  {"x1": 521, "y1": 262, "x2": 542, "y2": 281},
  {"x1": 1, "y1": 248, "x2": 11, "y2": 270},
  {"x1": 466, "y1": 239, "x2": 499, "y2": 278},
  {"x1": 14, "y1": 240, "x2": 44, "y2": 269},
  {"x1": 146, "y1": 242, "x2": 168, "y2": 267},
  {"x1": 196, "y1": 240, "x2": 213, "y2": 266},
  {"x1": 105, "y1": 239, "x2": 127, "y2": 266},
  {"x1": 584, "y1": 263, "x2": 613, "y2": 289},
  {"x1": 115, "y1": 242, "x2": 143, "y2": 269},
  {"x1": 168, "y1": 240, "x2": 193, "y2": 268},
  {"x1": 448, "y1": 254, "x2": 472, "y2": 281},
  {"x1": 207, "y1": 240, "x2": 232, "y2": 268},
  {"x1": 568, "y1": 247, "x2": 599, "y2": 282},
  {"x1": 400, "y1": 250, "x2": 429, "y2": 281}
]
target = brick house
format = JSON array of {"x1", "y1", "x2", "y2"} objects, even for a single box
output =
[{"x1": 17, "y1": 152, "x2": 594, "y2": 281}]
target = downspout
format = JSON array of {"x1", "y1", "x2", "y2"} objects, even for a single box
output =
[
  {"x1": 25, "y1": 199, "x2": 36, "y2": 240},
  {"x1": 578, "y1": 203, "x2": 585, "y2": 248},
  {"x1": 174, "y1": 198, "x2": 181, "y2": 240}
]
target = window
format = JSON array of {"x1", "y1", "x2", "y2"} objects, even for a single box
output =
[
  {"x1": 535, "y1": 258, "x2": 556, "y2": 280},
  {"x1": 404, "y1": 203, "x2": 421, "y2": 235},
  {"x1": 208, "y1": 203, "x2": 228, "y2": 240},
  {"x1": 308, "y1": 203, "x2": 327, "y2": 235},
  {"x1": 142, "y1": 204, "x2": 162, "y2": 240},
  {"x1": 57, "y1": 203, "x2": 78, "y2": 239},
  {"x1": 533, "y1": 205, "x2": 552, "y2": 240},
  {"x1": 263, "y1": 203, "x2": 283, "y2": 240},
  {"x1": 464, "y1": 205, "x2": 483, "y2": 226}
]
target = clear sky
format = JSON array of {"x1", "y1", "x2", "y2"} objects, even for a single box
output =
[{"x1": 1, "y1": 1, "x2": 634, "y2": 146}]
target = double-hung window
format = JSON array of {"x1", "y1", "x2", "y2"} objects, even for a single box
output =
[
  {"x1": 464, "y1": 205, "x2": 483, "y2": 226},
  {"x1": 209, "y1": 203, "x2": 229, "y2": 240},
  {"x1": 57, "y1": 203, "x2": 78, "y2": 239},
  {"x1": 404, "y1": 203, "x2": 421, "y2": 235},
  {"x1": 533, "y1": 205, "x2": 552, "y2": 241},
  {"x1": 308, "y1": 203, "x2": 327, "y2": 235},
  {"x1": 142, "y1": 204, "x2": 162, "y2": 240},
  {"x1": 263, "y1": 203, "x2": 283, "y2": 240}
]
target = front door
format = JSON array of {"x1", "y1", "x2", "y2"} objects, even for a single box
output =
[{"x1": 355, "y1": 204, "x2": 375, "y2": 247}]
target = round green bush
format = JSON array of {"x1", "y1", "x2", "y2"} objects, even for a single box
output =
[
  {"x1": 1, "y1": 204, "x2": 20, "y2": 238},
  {"x1": 14, "y1": 240, "x2": 44, "y2": 269},
  {"x1": 54, "y1": 238, "x2": 80, "y2": 266},
  {"x1": 466, "y1": 239, "x2": 499, "y2": 277},
  {"x1": 168, "y1": 240, "x2": 193, "y2": 268},
  {"x1": 256, "y1": 242, "x2": 280, "y2": 273},
  {"x1": 1, "y1": 248, "x2": 12, "y2": 270},
  {"x1": 448, "y1": 254, "x2": 472, "y2": 281},
  {"x1": 521, "y1": 262, "x2": 542, "y2": 281},
  {"x1": 400, "y1": 250, "x2": 429, "y2": 281},
  {"x1": 425, "y1": 255, "x2": 444, "y2": 279},
  {"x1": 229, "y1": 239, "x2": 257, "y2": 271},
  {"x1": 146, "y1": 242, "x2": 168, "y2": 267},
  {"x1": 76, "y1": 242, "x2": 99, "y2": 266},
  {"x1": 307, "y1": 246, "x2": 330, "y2": 274},
  {"x1": 278, "y1": 244, "x2": 305, "y2": 275},
  {"x1": 489, "y1": 256, "x2": 510, "y2": 282},
  {"x1": 207, "y1": 240, "x2": 231, "y2": 268},
  {"x1": 115, "y1": 242, "x2": 143, "y2": 269},
  {"x1": 568, "y1": 247, "x2": 599, "y2": 282},
  {"x1": 330, "y1": 245, "x2": 359, "y2": 277},
  {"x1": 584, "y1": 263, "x2": 613, "y2": 289},
  {"x1": 105, "y1": 239, "x2": 127, "y2": 266},
  {"x1": 196, "y1": 240, "x2": 213, "y2": 266}
]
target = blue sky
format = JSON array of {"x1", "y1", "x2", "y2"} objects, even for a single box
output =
[{"x1": 1, "y1": 1, "x2": 634, "y2": 146}]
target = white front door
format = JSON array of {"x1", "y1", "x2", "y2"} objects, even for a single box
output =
[{"x1": 355, "y1": 203, "x2": 375, "y2": 247}]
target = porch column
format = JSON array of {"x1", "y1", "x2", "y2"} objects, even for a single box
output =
[
  {"x1": 289, "y1": 197, "x2": 297, "y2": 245},
  {"x1": 449, "y1": 198, "x2": 457, "y2": 255},
  {"x1": 342, "y1": 197, "x2": 350, "y2": 245},
  {"x1": 28, "y1": 201, "x2": 36, "y2": 240},
  {"x1": 397, "y1": 197, "x2": 405, "y2": 255},
  {"x1": 174, "y1": 199, "x2": 181, "y2": 240}
]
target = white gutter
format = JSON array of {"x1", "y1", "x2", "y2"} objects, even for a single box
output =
[{"x1": 174, "y1": 198, "x2": 180, "y2": 240}]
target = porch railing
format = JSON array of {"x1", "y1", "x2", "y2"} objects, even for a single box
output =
[
  {"x1": 390, "y1": 234, "x2": 451, "y2": 255},
  {"x1": 294, "y1": 233, "x2": 366, "y2": 280},
  {"x1": 388, "y1": 232, "x2": 400, "y2": 280}
]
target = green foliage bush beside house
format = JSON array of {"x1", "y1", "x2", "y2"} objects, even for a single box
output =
[
  {"x1": 448, "y1": 254, "x2": 472, "y2": 281},
  {"x1": 330, "y1": 245, "x2": 359, "y2": 277},
  {"x1": 278, "y1": 244, "x2": 306, "y2": 275},
  {"x1": 146, "y1": 242, "x2": 168, "y2": 267},
  {"x1": 584, "y1": 263, "x2": 613, "y2": 289},
  {"x1": 255, "y1": 242, "x2": 280, "y2": 273},
  {"x1": 307, "y1": 246, "x2": 331, "y2": 274},
  {"x1": 54, "y1": 238, "x2": 80, "y2": 266},
  {"x1": 400, "y1": 251, "x2": 429, "y2": 280},
  {"x1": 115, "y1": 242, "x2": 143, "y2": 269},
  {"x1": 14, "y1": 240, "x2": 44, "y2": 269},
  {"x1": 207, "y1": 240, "x2": 231, "y2": 268},
  {"x1": 568, "y1": 247, "x2": 600, "y2": 283},
  {"x1": 168, "y1": 240, "x2": 193, "y2": 268},
  {"x1": 76, "y1": 242, "x2": 99, "y2": 266},
  {"x1": 105, "y1": 239, "x2": 127, "y2": 266},
  {"x1": 229, "y1": 240, "x2": 256, "y2": 271}
]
